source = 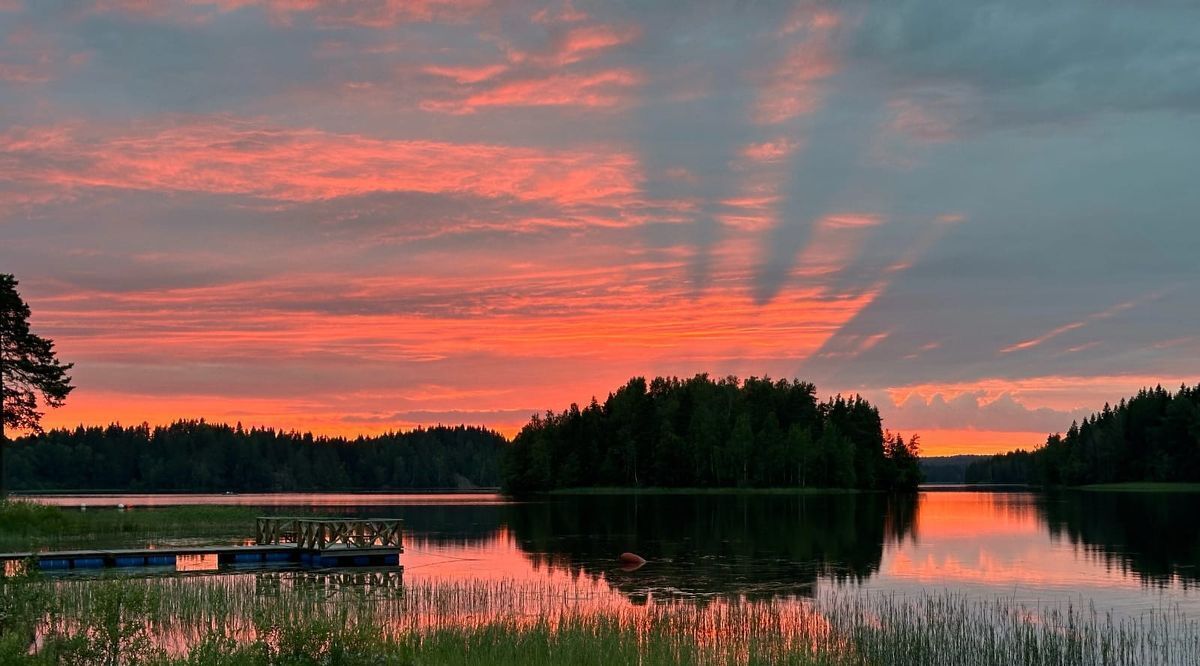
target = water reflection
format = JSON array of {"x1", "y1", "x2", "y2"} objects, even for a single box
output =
[
  {"x1": 4, "y1": 559, "x2": 29, "y2": 576},
  {"x1": 505, "y1": 494, "x2": 917, "y2": 601},
  {"x1": 177, "y1": 553, "x2": 219, "y2": 572},
  {"x1": 23, "y1": 490, "x2": 1200, "y2": 616},
  {"x1": 30, "y1": 493, "x2": 508, "y2": 508},
  {"x1": 1037, "y1": 490, "x2": 1200, "y2": 589}
]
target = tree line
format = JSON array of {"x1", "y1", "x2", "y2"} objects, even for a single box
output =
[
  {"x1": 502, "y1": 375, "x2": 921, "y2": 493},
  {"x1": 966, "y1": 384, "x2": 1200, "y2": 485},
  {"x1": 5, "y1": 421, "x2": 506, "y2": 492}
]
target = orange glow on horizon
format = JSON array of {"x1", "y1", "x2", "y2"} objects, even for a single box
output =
[{"x1": 907, "y1": 429, "x2": 1049, "y2": 457}]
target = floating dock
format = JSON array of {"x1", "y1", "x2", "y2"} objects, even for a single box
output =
[{"x1": 0, "y1": 517, "x2": 403, "y2": 573}]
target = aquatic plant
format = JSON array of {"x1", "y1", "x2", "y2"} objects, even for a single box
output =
[
  {"x1": 0, "y1": 501, "x2": 260, "y2": 552},
  {"x1": 1, "y1": 573, "x2": 1198, "y2": 665}
]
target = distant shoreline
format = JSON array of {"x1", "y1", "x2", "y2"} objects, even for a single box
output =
[
  {"x1": 1076, "y1": 482, "x2": 1200, "y2": 492},
  {"x1": 921, "y1": 481, "x2": 1200, "y2": 493},
  {"x1": 544, "y1": 487, "x2": 863, "y2": 496},
  {"x1": 10, "y1": 488, "x2": 501, "y2": 497}
]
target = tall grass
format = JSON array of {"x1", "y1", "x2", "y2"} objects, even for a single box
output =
[
  {"x1": 2, "y1": 572, "x2": 1198, "y2": 665},
  {"x1": 0, "y1": 501, "x2": 259, "y2": 551}
]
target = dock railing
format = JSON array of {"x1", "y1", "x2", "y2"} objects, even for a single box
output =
[{"x1": 255, "y1": 517, "x2": 403, "y2": 553}]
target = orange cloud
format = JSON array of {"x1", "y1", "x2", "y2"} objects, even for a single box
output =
[
  {"x1": 421, "y1": 69, "x2": 641, "y2": 114},
  {"x1": 0, "y1": 119, "x2": 641, "y2": 207},
  {"x1": 886, "y1": 375, "x2": 1197, "y2": 415}
]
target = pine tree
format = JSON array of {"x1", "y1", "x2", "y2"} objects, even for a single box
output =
[{"x1": 1, "y1": 274, "x2": 75, "y2": 499}]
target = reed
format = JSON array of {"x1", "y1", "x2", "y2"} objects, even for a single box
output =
[
  {"x1": 0, "y1": 501, "x2": 259, "y2": 551},
  {"x1": 3, "y1": 572, "x2": 1199, "y2": 665}
]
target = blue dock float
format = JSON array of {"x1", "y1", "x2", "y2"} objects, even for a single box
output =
[{"x1": 232, "y1": 552, "x2": 265, "y2": 564}]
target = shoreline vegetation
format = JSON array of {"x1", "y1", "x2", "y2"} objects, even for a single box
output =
[
  {"x1": 966, "y1": 384, "x2": 1200, "y2": 487},
  {"x1": 503, "y1": 375, "x2": 921, "y2": 494},
  {"x1": 1, "y1": 573, "x2": 1196, "y2": 665},
  {"x1": 0, "y1": 501, "x2": 258, "y2": 552}
]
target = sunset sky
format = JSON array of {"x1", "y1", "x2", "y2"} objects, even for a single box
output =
[{"x1": 3, "y1": 1, "x2": 1199, "y2": 455}]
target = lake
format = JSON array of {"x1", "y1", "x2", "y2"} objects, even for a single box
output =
[{"x1": 24, "y1": 488, "x2": 1200, "y2": 621}]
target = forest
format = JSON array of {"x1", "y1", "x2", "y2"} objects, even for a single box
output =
[
  {"x1": 5, "y1": 421, "x2": 505, "y2": 491},
  {"x1": 965, "y1": 384, "x2": 1200, "y2": 485},
  {"x1": 501, "y1": 375, "x2": 921, "y2": 493}
]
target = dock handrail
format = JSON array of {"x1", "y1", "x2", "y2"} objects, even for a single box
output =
[{"x1": 255, "y1": 517, "x2": 403, "y2": 552}]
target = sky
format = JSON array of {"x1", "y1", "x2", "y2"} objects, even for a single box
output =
[{"x1": 3, "y1": 0, "x2": 1199, "y2": 456}]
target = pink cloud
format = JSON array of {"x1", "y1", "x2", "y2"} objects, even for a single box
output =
[
  {"x1": 0, "y1": 118, "x2": 641, "y2": 207},
  {"x1": 88, "y1": 0, "x2": 491, "y2": 26},
  {"x1": 531, "y1": 1, "x2": 588, "y2": 25},
  {"x1": 791, "y1": 213, "x2": 886, "y2": 279},
  {"x1": 552, "y1": 24, "x2": 639, "y2": 64},
  {"x1": 422, "y1": 69, "x2": 641, "y2": 114},
  {"x1": 423, "y1": 63, "x2": 508, "y2": 84},
  {"x1": 752, "y1": 7, "x2": 842, "y2": 125},
  {"x1": 740, "y1": 138, "x2": 800, "y2": 163},
  {"x1": 0, "y1": 26, "x2": 87, "y2": 83},
  {"x1": 999, "y1": 298, "x2": 1143, "y2": 354},
  {"x1": 419, "y1": 17, "x2": 641, "y2": 114},
  {"x1": 887, "y1": 93, "x2": 968, "y2": 143}
]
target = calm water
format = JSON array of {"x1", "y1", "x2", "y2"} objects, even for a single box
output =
[{"x1": 26, "y1": 489, "x2": 1200, "y2": 618}]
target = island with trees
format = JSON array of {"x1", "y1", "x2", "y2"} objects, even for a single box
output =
[
  {"x1": 966, "y1": 384, "x2": 1200, "y2": 486},
  {"x1": 501, "y1": 375, "x2": 921, "y2": 494}
]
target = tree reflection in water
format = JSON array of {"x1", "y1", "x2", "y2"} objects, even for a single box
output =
[
  {"x1": 1037, "y1": 490, "x2": 1200, "y2": 589},
  {"x1": 504, "y1": 493, "x2": 918, "y2": 602}
]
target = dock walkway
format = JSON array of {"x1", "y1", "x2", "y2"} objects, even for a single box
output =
[{"x1": 0, "y1": 517, "x2": 403, "y2": 572}]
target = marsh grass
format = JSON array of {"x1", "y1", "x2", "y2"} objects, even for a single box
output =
[
  {"x1": 2, "y1": 571, "x2": 1199, "y2": 665},
  {"x1": 0, "y1": 501, "x2": 258, "y2": 551}
]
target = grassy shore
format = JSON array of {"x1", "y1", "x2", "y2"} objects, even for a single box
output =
[
  {"x1": 0, "y1": 501, "x2": 259, "y2": 552},
  {"x1": 1076, "y1": 482, "x2": 1200, "y2": 492},
  {"x1": 1, "y1": 573, "x2": 1196, "y2": 665},
  {"x1": 545, "y1": 487, "x2": 862, "y2": 496}
]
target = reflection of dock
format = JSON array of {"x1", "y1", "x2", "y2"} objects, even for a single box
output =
[{"x1": 0, "y1": 517, "x2": 403, "y2": 573}]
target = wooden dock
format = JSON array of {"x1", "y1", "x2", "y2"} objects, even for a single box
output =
[{"x1": 1, "y1": 518, "x2": 403, "y2": 573}]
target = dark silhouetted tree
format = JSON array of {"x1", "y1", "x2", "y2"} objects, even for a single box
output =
[{"x1": 1, "y1": 274, "x2": 74, "y2": 499}]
